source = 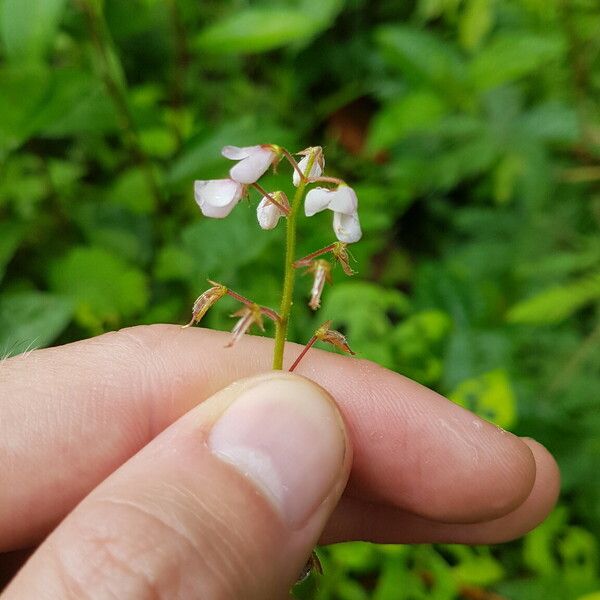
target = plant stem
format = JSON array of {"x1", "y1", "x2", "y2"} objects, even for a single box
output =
[
  {"x1": 289, "y1": 336, "x2": 317, "y2": 372},
  {"x1": 272, "y1": 153, "x2": 317, "y2": 369}
]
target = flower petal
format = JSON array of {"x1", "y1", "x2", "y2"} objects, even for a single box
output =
[
  {"x1": 229, "y1": 148, "x2": 276, "y2": 184},
  {"x1": 221, "y1": 145, "x2": 258, "y2": 160},
  {"x1": 333, "y1": 210, "x2": 362, "y2": 243},
  {"x1": 305, "y1": 187, "x2": 333, "y2": 217},
  {"x1": 293, "y1": 153, "x2": 324, "y2": 187},
  {"x1": 257, "y1": 196, "x2": 285, "y2": 230},
  {"x1": 327, "y1": 185, "x2": 358, "y2": 215},
  {"x1": 194, "y1": 179, "x2": 243, "y2": 218}
]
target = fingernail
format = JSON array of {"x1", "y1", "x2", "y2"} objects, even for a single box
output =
[{"x1": 208, "y1": 374, "x2": 346, "y2": 527}]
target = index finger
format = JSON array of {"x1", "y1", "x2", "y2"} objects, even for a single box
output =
[{"x1": 0, "y1": 324, "x2": 537, "y2": 550}]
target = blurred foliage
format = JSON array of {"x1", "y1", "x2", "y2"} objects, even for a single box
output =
[{"x1": 1, "y1": 0, "x2": 599, "y2": 597}]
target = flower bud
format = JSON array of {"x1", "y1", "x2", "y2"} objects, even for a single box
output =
[{"x1": 256, "y1": 191, "x2": 289, "y2": 230}]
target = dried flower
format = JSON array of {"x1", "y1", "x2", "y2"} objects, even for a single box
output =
[
  {"x1": 194, "y1": 179, "x2": 244, "y2": 218},
  {"x1": 304, "y1": 184, "x2": 362, "y2": 243},
  {"x1": 183, "y1": 283, "x2": 228, "y2": 327},
  {"x1": 257, "y1": 191, "x2": 289, "y2": 230},
  {"x1": 315, "y1": 320, "x2": 355, "y2": 354},
  {"x1": 222, "y1": 144, "x2": 279, "y2": 184},
  {"x1": 226, "y1": 304, "x2": 265, "y2": 347},
  {"x1": 293, "y1": 147, "x2": 324, "y2": 187},
  {"x1": 332, "y1": 242, "x2": 356, "y2": 276},
  {"x1": 306, "y1": 259, "x2": 332, "y2": 310}
]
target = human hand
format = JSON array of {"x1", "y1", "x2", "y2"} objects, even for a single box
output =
[{"x1": 0, "y1": 325, "x2": 559, "y2": 598}]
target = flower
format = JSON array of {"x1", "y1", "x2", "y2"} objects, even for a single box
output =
[
  {"x1": 226, "y1": 304, "x2": 265, "y2": 347},
  {"x1": 306, "y1": 259, "x2": 332, "y2": 310},
  {"x1": 183, "y1": 282, "x2": 228, "y2": 327},
  {"x1": 315, "y1": 320, "x2": 355, "y2": 354},
  {"x1": 333, "y1": 211, "x2": 362, "y2": 244},
  {"x1": 332, "y1": 242, "x2": 356, "y2": 276},
  {"x1": 304, "y1": 184, "x2": 362, "y2": 243},
  {"x1": 221, "y1": 144, "x2": 279, "y2": 184},
  {"x1": 256, "y1": 191, "x2": 289, "y2": 230},
  {"x1": 293, "y1": 146, "x2": 324, "y2": 187},
  {"x1": 194, "y1": 179, "x2": 244, "y2": 218}
]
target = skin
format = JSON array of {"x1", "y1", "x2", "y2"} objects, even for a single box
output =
[{"x1": 0, "y1": 325, "x2": 560, "y2": 597}]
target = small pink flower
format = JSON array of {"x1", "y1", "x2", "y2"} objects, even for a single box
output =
[
  {"x1": 194, "y1": 179, "x2": 244, "y2": 218},
  {"x1": 256, "y1": 191, "x2": 289, "y2": 230},
  {"x1": 222, "y1": 145, "x2": 279, "y2": 184}
]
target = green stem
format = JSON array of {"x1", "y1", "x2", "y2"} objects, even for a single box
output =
[{"x1": 272, "y1": 153, "x2": 316, "y2": 369}]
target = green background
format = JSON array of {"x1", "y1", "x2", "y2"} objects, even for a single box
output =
[{"x1": 1, "y1": 0, "x2": 599, "y2": 597}]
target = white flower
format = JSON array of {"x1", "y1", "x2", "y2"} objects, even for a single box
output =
[
  {"x1": 304, "y1": 184, "x2": 362, "y2": 243},
  {"x1": 293, "y1": 146, "x2": 325, "y2": 187},
  {"x1": 221, "y1": 145, "x2": 278, "y2": 184},
  {"x1": 256, "y1": 192, "x2": 289, "y2": 230},
  {"x1": 194, "y1": 179, "x2": 243, "y2": 218},
  {"x1": 333, "y1": 211, "x2": 362, "y2": 243}
]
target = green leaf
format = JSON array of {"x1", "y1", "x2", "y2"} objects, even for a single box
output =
[
  {"x1": 507, "y1": 272, "x2": 600, "y2": 324},
  {"x1": 0, "y1": 292, "x2": 73, "y2": 357},
  {"x1": 0, "y1": 0, "x2": 67, "y2": 62},
  {"x1": 459, "y1": 0, "x2": 493, "y2": 50},
  {"x1": 181, "y1": 208, "x2": 273, "y2": 283},
  {"x1": 469, "y1": 33, "x2": 565, "y2": 90},
  {"x1": 48, "y1": 247, "x2": 149, "y2": 332},
  {"x1": 368, "y1": 90, "x2": 448, "y2": 150},
  {"x1": 376, "y1": 25, "x2": 465, "y2": 89},
  {"x1": 449, "y1": 369, "x2": 517, "y2": 429},
  {"x1": 321, "y1": 282, "x2": 410, "y2": 367},
  {"x1": 195, "y1": 9, "x2": 322, "y2": 54}
]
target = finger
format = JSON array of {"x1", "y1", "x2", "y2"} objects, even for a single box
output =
[
  {"x1": 0, "y1": 325, "x2": 538, "y2": 550},
  {"x1": 320, "y1": 438, "x2": 560, "y2": 544},
  {"x1": 4, "y1": 373, "x2": 351, "y2": 599}
]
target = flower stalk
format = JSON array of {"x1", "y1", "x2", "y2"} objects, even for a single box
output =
[{"x1": 272, "y1": 151, "x2": 318, "y2": 369}]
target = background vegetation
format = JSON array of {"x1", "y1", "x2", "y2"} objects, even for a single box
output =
[{"x1": 1, "y1": 0, "x2": 599, "y2": 597}]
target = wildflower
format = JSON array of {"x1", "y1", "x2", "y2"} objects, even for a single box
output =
[
  {"x1": 257, "y1": 191, "x2": 289, "y2": 230},
  {"x1": 194, "y1": 179, "x2": 244, "y2": 219},
  {"x1": 226, "y1": 304, "x2": 265, "y2": 347},
  {"x1": 315, "y1": 320, "x2": 355, "y2": 354},
  {"x1": 306, "y1": 259, "x2": 332, "y2": 310},
  {"x1": 293, "y1": 146, "x2": 325, "y2": 187},
  {"x1": 333, "y1": 211, "x2": 362, "y2": 244},
  {"x1": 222, "y1": 144, "x2": 279, "y2": 184},
  {"x1": 183, "y1": 283, "x2": 228, "y2": 327},
  {"x1": 304, "y1": 184, "x2": 362, "y2": 243},
  {"x1": 332, "y1": 242, "x2": 356, "y2": 276}
]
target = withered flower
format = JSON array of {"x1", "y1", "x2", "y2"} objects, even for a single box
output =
[
  {"x1": 306, "y1": 259, "x2": 332, "y2": 310},
  {"x1": 183, "y1": 283, "x2": 228, "y2": 328},
  {"x1": 293, "y1": 146, "x2": 325, "y2": 187},
  {"x1": 315, "y1": 320, "x2": 355, "y2": 355},
  {"x1": 226, "y1": 304, "x2": 265, "y2": 347},
  {"x1": 332, "y1": 242, "x2": 355, "y2": 276}
]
